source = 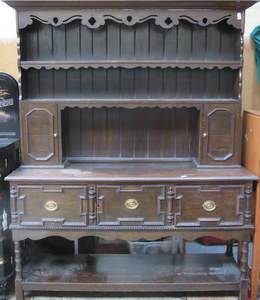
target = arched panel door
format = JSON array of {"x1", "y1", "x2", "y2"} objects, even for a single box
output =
[
  {"x1": 21, "y1": 103, "x2": 60, "y2": 165},
  {"x1": 201, "y1": 104, "x2": 240, "y2": 165}
]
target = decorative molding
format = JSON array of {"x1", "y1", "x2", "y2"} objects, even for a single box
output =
[
  {"x1": 206, "y1": 108, "x2": 235, "y2": 162},
  {"x1": 59, "y1": 102, "x2": 202, "y2": 110},
  {"x1": 88, "y1": 186, "x2": 96, "y2": 224},
  {"x1": 20, "y1": 60, "x2": 242, "y2": 70},
  {"x1": 238, "y1": 34, "x2": 244, "y2": 101},
  {"x1": 240, "y1": 240, "x2": 249, "y2": 280},
  {"x1": 10, "y1": 186, "x2": 18, "y2": 224},
  {"x1": 9, "y1": 224, "x2": 253, "y2": 231},
  {"x1": 14, "y1": 241, "x2": 22, "y2": 280},
  {"x1": 18, "y1": 9, "x2": 242, "y2": 30},
  {"x1": 166, "y1": 187, "x2": 174, "y2": 224},
  {"x1": 244, "y1": 185, "x2": 252, "y2": 224},
  {"x1": 25, "y1": 108, "x2": 55, "y2": 161}
]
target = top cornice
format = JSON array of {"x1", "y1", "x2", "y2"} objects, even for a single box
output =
[{"x1": 2, "y1": 0, "x2": 258, "y2": 10}]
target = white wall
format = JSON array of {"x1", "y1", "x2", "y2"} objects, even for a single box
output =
[
  {"x1": 0, "y1": 0, "x2": 16, "y2": 38},
  {"x1": 243, "y1": 2, "x2": 260, "y2": 111}
]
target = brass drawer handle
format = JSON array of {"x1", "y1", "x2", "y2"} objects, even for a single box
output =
[
  {"x1": 202, "y1": 200, "x2": 216, "y2": 212},
  {"x1": 125, "y1": 198, "x2": 139, "y2": 210},
  {"x1": 44, "y1": 200, "x2": 58, "y2": 212}
]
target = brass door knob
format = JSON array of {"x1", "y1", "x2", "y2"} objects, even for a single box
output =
[
  {"x1": 44, "y1": 200, "x2": 58, "y2": 212},
  {"x1": 202, "y1": 200, "x2": 216, "y2": 212},
  {"x1": 125, "y1": 198, "x2": 139, "y2": 210}
]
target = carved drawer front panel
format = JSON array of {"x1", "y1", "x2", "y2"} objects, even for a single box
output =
[
  {"x1": 16, "y1": 185, "x2": 87, "y2": 227},
  {"x1": 174, "y1": 185, "x2": 245, "y2": 227},
  {"x1": 96, "y1": 185, "x2": 166, "y2": 226}
]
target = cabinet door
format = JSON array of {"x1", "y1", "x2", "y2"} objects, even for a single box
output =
[
  {"x1": 21, "y1": 103, "x2": 61, "y2": 165},
  {"x1": 200, "y1": 104, "x2": 240, "y2": 165}
]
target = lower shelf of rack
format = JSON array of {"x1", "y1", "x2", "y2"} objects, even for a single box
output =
[{"x1": 22, "y1": 254, "x2": 241, "y2": 292}]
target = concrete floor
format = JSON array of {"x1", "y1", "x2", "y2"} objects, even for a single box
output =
[{"x1": 8, "y1": 292, "x2": 239, "y2": 300}]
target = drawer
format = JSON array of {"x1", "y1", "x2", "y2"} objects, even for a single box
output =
[
  {"x1": 96, "y1": 185, "x2": 167, "y2": 226},
  {"x1": 174, "y1": 185, "x2": 245, "y2": 227},
  {"x1": 16, "y1": 185, "x2": 87, "y2": 227}
]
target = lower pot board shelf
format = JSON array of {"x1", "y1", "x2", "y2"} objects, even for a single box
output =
[{"x1": 21, "y1": 254, "x2": 241, "y2": 292}]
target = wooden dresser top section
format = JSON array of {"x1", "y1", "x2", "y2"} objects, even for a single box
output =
[{"x1": 5, "y1": 163, "x2": 258, "y2": 182}]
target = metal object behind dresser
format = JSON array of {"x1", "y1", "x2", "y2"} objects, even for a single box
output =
[{"x1": 0, "y1": 72, "x2": 19, "y2": 299}]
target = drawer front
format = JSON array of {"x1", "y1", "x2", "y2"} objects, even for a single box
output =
[
  {"x1": 16, "y1": 185, "x2": 87, "y2": 227},
  {"x1": 174, "y1": 185, "x2": 245, "y2": 227},
  {"x1": 96, "y1": 185, "x2": 167, "y2": 226}
]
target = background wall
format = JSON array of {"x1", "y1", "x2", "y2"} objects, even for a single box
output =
[
  {"x1": 0, "y1": 0, "x2": 17, "y2": 80},
  {"x1": 0, "y1": 0, "x2": 259, "y2": 110},
  {"x1": 243, "y1": 2, "x2": 260, "y2": 111}
]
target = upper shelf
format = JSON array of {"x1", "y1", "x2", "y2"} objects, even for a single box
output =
[
  {"x1": 21, "y1": 67, "x2": 240, "y2": 101},
  {"x1": 20, "y1": 60, "x2": 242, "y2": 70},
  {"x1": 19, "y1": 15, "x2": 242, "y2": 65},
  {"x1": 22, "y1": 98, "x2": 240, "y2": 109}
]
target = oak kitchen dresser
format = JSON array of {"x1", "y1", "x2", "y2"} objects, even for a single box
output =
[{"x1": 3, "y1": 0, "x2": 259, "y2": 299}]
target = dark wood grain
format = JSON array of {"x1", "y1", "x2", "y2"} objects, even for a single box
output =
[
  {"x1": 22, "y1": 68, "x2": 239, "y2": 100},
  {"x1": 4, "y1": 0, "x2": 258, "y2": 299},
  {"x1": 61, "y1": 107, "x2": 199, "y2": 161},
  {"x1": 20, "y1": 19, "x2": 240, "y2": 63},
  {"x1": 5, "y1": 163, "x2": 258, "y2": 182},
  {"x1": 20, "y1": 102, "x2": 60, "y2": 165},
  {"x1": 22, "y1": 254, "x2": 241, "y2": 289}
]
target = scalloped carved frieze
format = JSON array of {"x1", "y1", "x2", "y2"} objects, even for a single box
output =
[
  {"x1": 59, "y1": 102, "x2": 201, "y2": 110},
  {"x1": 20, "y1": 60, "x2": 242, "y2": 70},
  {"x1": 18, "y1": 9, "x2": 242, "y2": 30},
  {"x1": 10, "y1": 224, "x2": 253, "y2": 231}
]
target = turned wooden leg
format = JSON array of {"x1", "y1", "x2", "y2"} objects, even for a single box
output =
[
  {"x1": 251, "y1": 183, "x2": 260, "y2": 300},
  {"x1": 225, "y1": 239, "x2": 233, "y2": 256},
  {"x1": 181, "y1": 239, "x2": 186, "y2": 254},
  {"x1": 239, "y1": 240, "x2": 249, "y2": 300},
  {"x1": 14, "y1": 241, "x2": 24, "y2": 300}
]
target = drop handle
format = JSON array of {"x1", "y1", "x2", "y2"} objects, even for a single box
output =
[
  {"x1": 44, "y1": 200, "x2": 58, "y2": 212},
  {"x1": 125, "y1": 198, "x2": 139, "y2": 210},
  {"x1": 202, "y1": 200, "x2": 216, "y2": 212}
]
